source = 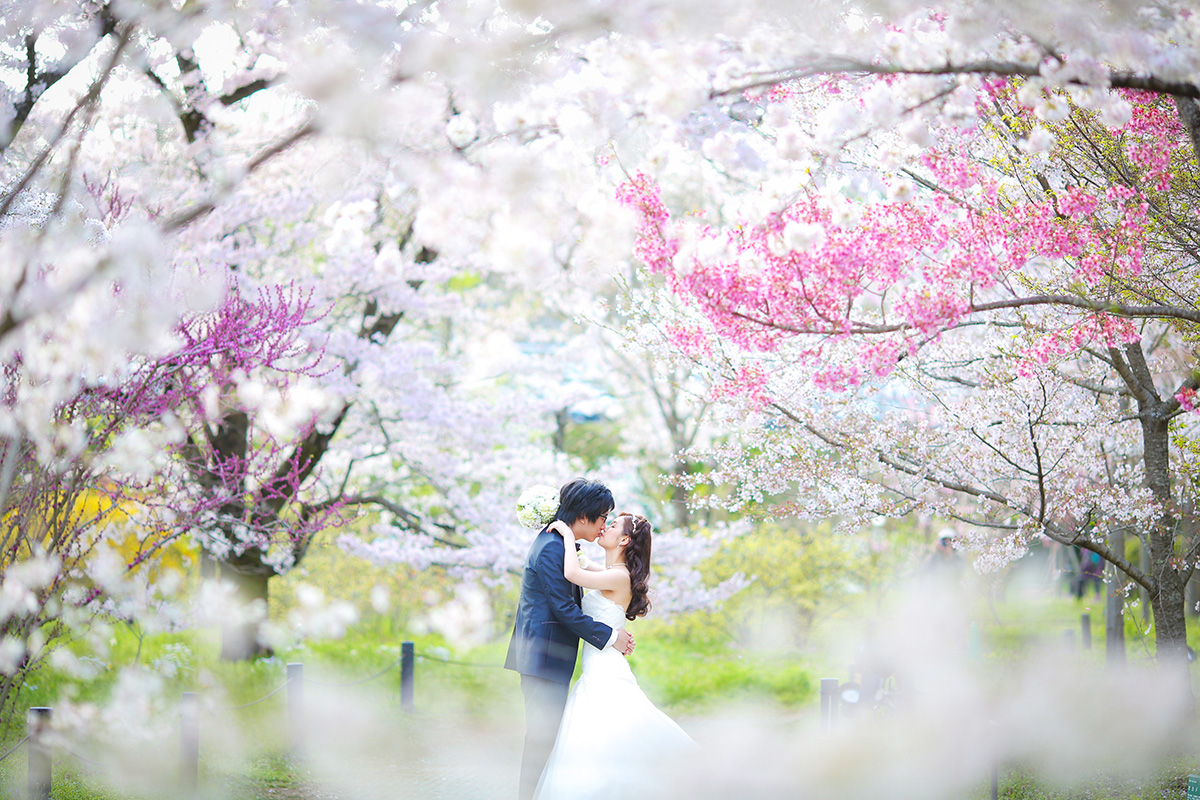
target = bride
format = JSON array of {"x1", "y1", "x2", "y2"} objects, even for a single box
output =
[{"x1": 535, "y1": 513, "x2": 695, "y2": 800}]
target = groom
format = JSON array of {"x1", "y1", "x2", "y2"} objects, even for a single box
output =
[{"x1": 505, "y1": 477, "x2": 635, "y2": 800}]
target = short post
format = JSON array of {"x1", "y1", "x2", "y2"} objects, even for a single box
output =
[
  {"x1": 991, "y1": 761, "x2": 999, "y2": 800},
  {"x1": 287, "y1": 663, "x2": 304, "y2": 758},
  {"x1": 1081, "y1": 613, "x2": 1092, "y2": 650},
  {"x1": 180, "y1": 692, "x2": 199, "y2": 792},
  {"x1": 27, "y1": 706, "x2": 52, "y2": 800},
  {"x1": 819, "y1": 678, "x2": 838, "y2": 732},
  {"x1": 401, "y1": 642, "x2": 415, "y2": 712}
]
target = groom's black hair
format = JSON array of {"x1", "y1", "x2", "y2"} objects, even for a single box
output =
[{"x1": 556, "y1": 478, "x2": 614, "y2": 526}]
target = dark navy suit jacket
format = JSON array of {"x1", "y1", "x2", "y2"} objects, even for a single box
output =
[{"x1": 504, "y1": 528, "x2": 613, "y2": 685}]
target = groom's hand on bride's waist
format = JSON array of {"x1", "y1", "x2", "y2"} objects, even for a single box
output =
[{"x1": 613, "y1": 628, "x2": 635, "y2": 656}]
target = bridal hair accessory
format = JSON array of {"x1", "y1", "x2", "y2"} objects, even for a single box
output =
[{"x1": 516, "y1": 484, "x2": 560, "y2": 528}]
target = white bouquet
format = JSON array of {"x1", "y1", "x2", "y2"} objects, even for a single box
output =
[{"x1": 516, "y1": 485, "x2": 560, "y2": 528}]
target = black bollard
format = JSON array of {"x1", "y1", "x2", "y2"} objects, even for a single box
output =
[
  {"x1": 1081, "y1": 613, "x2": 1092, "y2": 650},
  {"x1": 27, "y1": 706, "x2": 51, "y2": 800},
  {"x1": 401, "y1": 642, "x2": 415, "y2": 712}
]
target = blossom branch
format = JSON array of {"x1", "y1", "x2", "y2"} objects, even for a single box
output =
[
  {"x1": 161, "y1": 119, "x2": 318, "y2": 233},
  {"x1": 333, "y1": 495, "x2": 463, "y2": 548},
  {"x1": 0, "y1": 25, "x2": 132, "y2": 223},
  {"x1": 969, "y1": 296, "x2": 1200, "y2": 325},
  {"x1": 719, "y1": 57, "x2": 1200, "y2": 101}
]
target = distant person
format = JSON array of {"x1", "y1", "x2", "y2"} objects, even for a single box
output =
[
  {"x1": 1076, "y1": 549, "x2": 1104, "y2": 600},
  {"x1": 924, "y1": 528, "x2": 966, "y2": 579}
]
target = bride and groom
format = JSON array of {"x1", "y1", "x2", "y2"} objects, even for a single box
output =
[{"x1": 504, "y1": 478, "x2": 694, "y2": 800}]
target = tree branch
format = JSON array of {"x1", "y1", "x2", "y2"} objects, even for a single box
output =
[
  {"x1": 1121, "y1": 340, "x2": 1162, "y2": 406},
  {"x1": 970, "y1": 296, "x2": 1200, "y2": 324},
  {"x1": 160, "y1": 120, "x2": 317, "y2": 232},
  {"x1": 2, "y1": 6, "x2": 119, "y2": 154},
  {"x1": 1164, "y1": 371, "x2": 1200, "y2": 417},
  {"x1": 1043, "y1": 520, "x2": 1153, "y2": 591},
  {"x1": 767, "y1": 398, "x2": 1158, "y2": 589},
  {"x1": 720, "y1": 57, "x2": 1200, "y2": 101},
  {"x1": 333, "y1": 494, "x2": 462, "y2": 548}
]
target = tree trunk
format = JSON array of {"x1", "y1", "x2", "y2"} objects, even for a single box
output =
[
  {"x1": 1105, "y1": 528, "x2": 1125, "y2": 667},
  {"x1": 1140, "y1": 412, "x2": 1193, "y2": 706},
  {"x1": 1152, "y1": 566, "x2": 1190, "y2": 658},
  {"x1": 553, "y1": 408, "x2": 569, "y2": 452},
  {"x1": 1150, "y1": 564, "x2": 1193, "y2": 707},
  {"x1": 218, "y1": 560, "x2": 273, "y2": 661},
  {"x1": 670, "y1": 459, "x2": 692, "y2": 529}
]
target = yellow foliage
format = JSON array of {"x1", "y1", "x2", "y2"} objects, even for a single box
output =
[
  {"x1": 701, "y1": 522, "x2": 890, "y2": 647},
  {"x1": 5, "y1": 486, "x2": 195, "y2": 583}
]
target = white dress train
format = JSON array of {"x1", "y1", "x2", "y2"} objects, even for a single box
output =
[{"x1": 534, "y1": 590, "x2": 696, "y2": 799}]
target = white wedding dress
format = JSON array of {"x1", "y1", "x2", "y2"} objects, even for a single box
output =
[{"x1": 534, "y1": 590, "x2": 696, "y2": 800}]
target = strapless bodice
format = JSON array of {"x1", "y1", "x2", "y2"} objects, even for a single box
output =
[
  {"x1": 579, "y1": 590, "x2": 634, "y2": 680},
  {"x1": 581, "y1": 589, "x2": 627, "y2": 630}
]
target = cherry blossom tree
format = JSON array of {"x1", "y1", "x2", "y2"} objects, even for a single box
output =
[
  {"x1": 1, "y1": 3, "x2": 337, "y2": 666},
  {"x1": 33, "y1": 0, "x2": 1194, "y2": 679},
  {"x1": 0, "y1": 281, "x2": 330, "y2": 713},
  {"x1": 1, "y1": 0, "x2": 759, "y2": 670},
  {"x1": 591, "y1": 3, "x2": 1200, "y2": 686}
]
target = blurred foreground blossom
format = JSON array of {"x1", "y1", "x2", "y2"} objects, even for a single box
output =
[
  {"x1": 0, "y1": 636, "x2": 25, "y2": 675},
  {"x1": 369, "y1": 583, "x2": 391, "y2": 614},
  {"x1": 415, "y1": 582, "x2": 494, "y2": 649},
  {"x1": 0, "y1": 553, "x2": 59, "y2": 624},
  {"x1": 288, "y1": 584, "x2": 359, "y2": 640}
]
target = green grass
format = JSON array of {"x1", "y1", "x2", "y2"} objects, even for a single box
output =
[
  {"x1": 965, "y1": 758, "x2": 1200, "y2": 800},
  {"x1": 0, "y1": 609, "x2": 816, "y2": 799},
  {"x1": 633, "y1": 634, "x2": 814, "y2": 711},
  {"x1": 0, "y1": 750, "x2": 318, "y2": 800},
  {"x1": 6, "y1": 553, "x2": 1200, "y2": 799},
  {"x1": 0, "y1": 763, "x2": 139, "y2": 800},
  {"x1": 977, "y1": 587, "x2": 1200, "y2": 678}
]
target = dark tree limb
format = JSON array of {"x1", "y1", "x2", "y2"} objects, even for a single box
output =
[
  {"x1": 720, "y1": 57, "x2": 1200, "y2": 101},
  {"x1": 2, "y1": 4, "x2": 119, "y2": 154}
]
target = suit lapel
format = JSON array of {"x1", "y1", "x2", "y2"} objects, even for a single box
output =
[{"x1": 545, "y1": 529, "x2": 582, "y2": 606}]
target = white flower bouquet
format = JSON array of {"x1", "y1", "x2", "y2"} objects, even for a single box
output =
[{"x1": 516, "y1": 484, "x2": 560, "y2": 528}]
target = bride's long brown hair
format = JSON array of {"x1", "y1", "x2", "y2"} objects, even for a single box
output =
[{"x1": 617, "y1": 513, "x2": 653, "y2": 621}]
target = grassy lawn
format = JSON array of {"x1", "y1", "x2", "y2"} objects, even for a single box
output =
[
  {"x1": 982, "y1": 765, "x2": 1196, "y2": 800},
  {"x1": 3, "y1": 549, "x2": 1200, "y2": 799},
  {"x1": 0, "y1": 611, "x2": 814, "y2": 799}
]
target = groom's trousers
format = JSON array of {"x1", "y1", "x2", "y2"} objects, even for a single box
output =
[{"x1": 519, "y1": 674, "x2": 570, "y2": 800}]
